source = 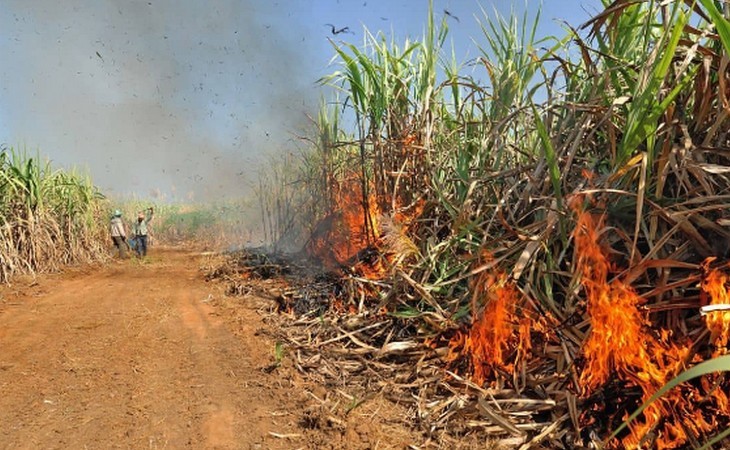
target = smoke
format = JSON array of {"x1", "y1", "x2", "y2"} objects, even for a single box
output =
[{"x1": 0, "y1": 0, "x2": 320, "y2": 201}]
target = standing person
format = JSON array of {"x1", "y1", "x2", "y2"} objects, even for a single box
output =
[
  {"x1": 132, "y1": 207, "x2": 154, "y2": 257},
  {"x1": 110, "y1": 209, "x2": 128, "y2": 258}
]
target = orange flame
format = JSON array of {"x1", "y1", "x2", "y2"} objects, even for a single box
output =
[
  {"x1": 573, "y1": 209, "x2": 687, "y2": 393},
  {"x1": 306, "y1": 172, "x2": 426, "y2": 285},
  {"x1": 572, "y1": 204, "x2": 730, "y2": 449},
  {"x1": 306, "y1": 175, "x2": 381, "y2": 271},
  {"x1": 700, "y1": 264, "x2": 730, "y2": 356},
  {"x1": 699, "y1": 263, "x2": 730, "y2": 424},
  {"x1": 446, "y1": 252, "x2": 546, "y2": 385},
  {"x1": 443, "y1": 202, "x2": 729, "y2": 447},
  {"x1": 466, "y1": 272, "x2": 519, "y2": 382}
]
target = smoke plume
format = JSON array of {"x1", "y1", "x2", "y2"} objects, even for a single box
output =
[{"x1": 0, "y1": 0, "x2": 320, "y2": 200}]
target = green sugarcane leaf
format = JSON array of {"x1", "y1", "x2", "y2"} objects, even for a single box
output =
[
  {"x1": 699, "y1": 425, "x2": 730, "y2": 450},
  {"x1": 619, "y1": 4, "x2": 688, "y2": 166},
  {"x1": 532, "y1": 104, "x2": 562, "y2": 210}
]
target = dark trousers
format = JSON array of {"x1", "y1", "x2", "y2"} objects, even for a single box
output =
[
  {"x1": 112, "y1": 236, "x2": 127, "y2": 258},
  {"x1": 135, "y1": 235, "x2": 148, "y2": 257}
]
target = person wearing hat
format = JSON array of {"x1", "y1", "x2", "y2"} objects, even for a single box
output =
[
  {"x1": 110, "y1": 209, "x2": 128, "y2": 258},
  {"x1": 132, "y1": 207, "x2": 154, "y2": 257}
]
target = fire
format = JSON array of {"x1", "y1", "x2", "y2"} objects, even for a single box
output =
[
  {"x1": 573, "y1": 203, "x2": 730, "y2": 449},
  {"x1": 573, "y1": 208, "x2": 687, "y2": 393},
  {"x1": 699, "y1": 261, "x2": 730, "y2": 428},
  {"x1": 441, "y1": 201, "x2": 729, "y2": 448},
  {"x1": 466, "y1": 267, "x2": 519, "y2": 383},
  {"x1": 700, "y1": 262, "x2": 730, "y2": 356},
  {"x1": 306, "y1": 175, "x2": 381, "y2": 271},
  {"x1": 306, "y1": 171, "x2": 425, "y2": 284},
  {"x1": 446, "y1": 251, "x2": 548, "y2": 385}
]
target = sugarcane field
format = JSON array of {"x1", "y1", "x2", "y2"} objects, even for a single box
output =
[{"x1": 3, "y1": 0, "x2": 730, "y2": 449}]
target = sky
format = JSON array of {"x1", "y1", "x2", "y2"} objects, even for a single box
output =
[{"x1": 0, "y1": 0, "x2": 603, "y2": 202}]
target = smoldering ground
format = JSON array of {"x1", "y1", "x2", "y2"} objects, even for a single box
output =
[{"x1": 0, "y1": 0, "x2": 320, "y2": 200}]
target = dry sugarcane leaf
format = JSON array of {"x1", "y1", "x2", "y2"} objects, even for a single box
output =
[
  {"x1": 512, "y1": 209, "x2": 558, "y2": 280},
  {"x1": 672, "y1": 194, "x2": 730, "y2": 207},
  {"x1": 334, "y1": 326, "x2": 378, "y2": 352},
  {"x1": 566, "y1": 392, "x2": 581, "y2": 438},
  {"x1": 665, "y1": 211, "x2": 714, "y2": 257},
  {"x1": 518, "y1": 414, "x2": 568, "y2": 450},
  {"x1": 697, "y1": 163, "x2": 730, "y2": 174},
  {"x1": 692, "y1": 58, "x2": 712, "y2": 132},
  {"x1": 379, "y1": 340, "x2": 421, "y2": 356},
  {"x1": 395, "y1": 268, "x2": 447, "y2": 318},
  {"x1": 476, "y1": 396, "x2": 526, "y2": 437},
  {"x1": 317, "y1": 321, "x2": 387, "y2": 346},
  {"x1": 689, "y1": 213, "x2": 730, "y2": 240},
  {"x1": 268, "y1": 432, "x2": 302, "y2": 439},
  {"x1": 642, "y1": 273, "x2": 702, "y2": 299},
  {"x1": 630, "y1": 152, "x2": 648, "y2": 264},
  {"x1": 512, "y1": 239, "x2": 542, "y2": 281},
  {"x1": 623, "y1": 258, "x2": 698, "y2": 285},
  {"x1": 703, "y1": 110, "x2": 730, "y2": 149},
  {"x1": 580, "y1": 0, "x2": 644, "y2": 35}
]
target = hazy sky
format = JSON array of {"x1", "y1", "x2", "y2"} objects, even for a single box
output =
[{"x1": 0, "y1": 0, "x2": 602, "y2": 201}]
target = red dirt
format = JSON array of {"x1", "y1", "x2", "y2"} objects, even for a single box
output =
[{"x1": 0, "y1": 248, "x2": 416, "y2": 449}]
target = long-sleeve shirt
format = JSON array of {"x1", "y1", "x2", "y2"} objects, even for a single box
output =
[
  {"x1": 133, "y1": 211, "x2": 153, "y2": 236},
  {"x1": 110, "y1": 217, "x2": 126, "y2": 238}
]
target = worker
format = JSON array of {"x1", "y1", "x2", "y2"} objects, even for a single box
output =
[
  {"x1": 110, "y1": 209, "x2": 128, "y2": 258},
  {"x1": 132, "y1": 207, "x2": 154, "y2": 257}
]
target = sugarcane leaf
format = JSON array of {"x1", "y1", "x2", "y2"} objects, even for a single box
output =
[
  {"x1": 699, "y1": 426, "x2": 730, "y2": 450},
  {"x1": 619, "y1": 3, "x2": 689, "y2": 166},
  {"x1": 532, "y1": 104, "x2": 562, "y2": 209}
]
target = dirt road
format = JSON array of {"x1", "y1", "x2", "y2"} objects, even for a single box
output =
[{"x1": 0, "y1": 248, "x2": 414, "y2": 449}]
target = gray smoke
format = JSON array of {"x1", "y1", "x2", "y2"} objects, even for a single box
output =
[{"x1": 0, "y1": 0, "x2": 320, "y2": 201}]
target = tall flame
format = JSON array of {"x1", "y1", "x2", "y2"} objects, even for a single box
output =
[
  {"x1": 466, "y1": 266, "x2": 519, "y2": 382},
  {"x1": 700, "y1": 264, "x2": 730, "y2": 356},
  {"x1": 699, "y1": 262, "x2": 730, "y2": 419},
  {"x1": 572, "y1": 205, "x2": 730, "y2": 449},
  {"x1": 306, "y1": 175, "x2": 381, "y2": 271},
  {"x1": 573, "y1": 209, "x2": 687, "y2": 393},
  {"x1": 446, "y1": 251, "x2": 547, "y2": 385}
]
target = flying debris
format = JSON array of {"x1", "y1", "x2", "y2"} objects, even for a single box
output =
[
  {"x1": 325, "y1": 24, "x2": 353, "y2": 35},
  {"x1": 444, "y1": 9, "x2": 460, "y2": 23},
  {"x1": 95, "y1": 51, "x2": 104, "y2": 62}
]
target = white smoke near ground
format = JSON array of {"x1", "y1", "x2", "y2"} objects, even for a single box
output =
[{"x1": 0, "y1": 0, "x2": 320, "y2": 201}]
